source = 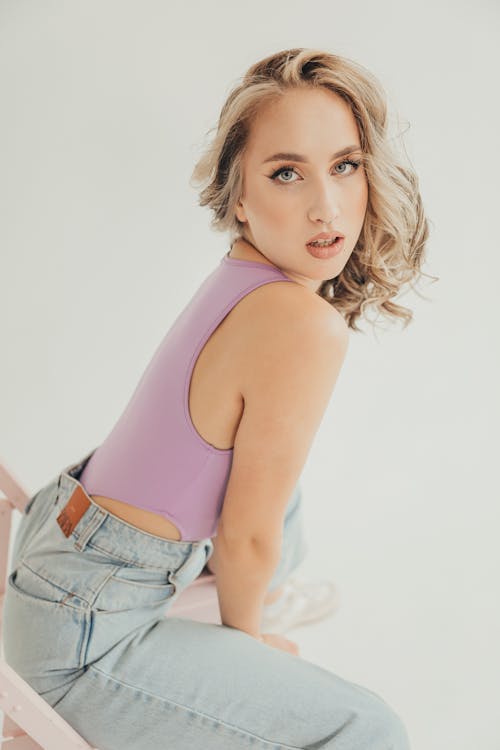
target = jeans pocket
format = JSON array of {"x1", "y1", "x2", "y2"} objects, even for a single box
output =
[
  {"x1": 85, "y1": 564, "x2": 178, "y2": 665},
  {"x1": 8, "y1": 562, "x2": 83, "y2": 609},
  {"x1": 3, "y1": 563, "x2": 87, "y2": 689},
  {"x1": 92, "y1": 563, "x2": 176, "y2": 612}
]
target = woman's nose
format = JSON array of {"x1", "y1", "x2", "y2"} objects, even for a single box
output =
[{"x1": 308, "y1": 185, "x2": 341, "y2": 226}]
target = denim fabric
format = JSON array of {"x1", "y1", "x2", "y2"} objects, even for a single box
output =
[{"x1": 3, "y1": 451, "x2": 411, "y2": 750}]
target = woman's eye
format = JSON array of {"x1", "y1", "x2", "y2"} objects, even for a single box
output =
[
  {"x1": 269, "y1": 159, "x2": 361, "y2": 185},
  {"x1": 271, "y1": 167, "x2": 298, "y2": 183},
  {"x1": 335, "y1": 159, "x2": 360, "y2": 175}
]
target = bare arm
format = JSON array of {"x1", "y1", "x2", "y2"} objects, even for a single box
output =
[
  {"x1": 212, "y1": 285, "x2": 349, "y2": 639},
  {"x1": 208, "y1": 534, "x2": 280, "y2": 639}
]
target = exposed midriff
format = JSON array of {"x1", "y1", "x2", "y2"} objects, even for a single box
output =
[{"x1": 90, "y1": 494, "x2": 184, "y2": 540}]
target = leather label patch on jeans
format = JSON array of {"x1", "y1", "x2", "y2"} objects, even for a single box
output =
[{"x1": 56, "y1": 484, "x2": 91, "y2": 537}]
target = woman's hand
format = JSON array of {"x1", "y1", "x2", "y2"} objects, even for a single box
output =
[{"x1": 260, "y1": 632, "x2": 300, "y2": 656}]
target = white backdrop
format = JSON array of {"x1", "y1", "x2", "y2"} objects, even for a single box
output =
[{"x1": 1, "y1": 2, "x2": 499, "y2": 748}]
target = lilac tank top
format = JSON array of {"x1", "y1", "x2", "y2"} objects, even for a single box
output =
[{"x1": 79, "y1": 251, "x2": 294, "y2": 542}]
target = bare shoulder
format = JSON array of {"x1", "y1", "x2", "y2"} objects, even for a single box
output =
[
  {"x1": 236, "y1": 279, "x2": 350, "y2": 427},
  {"x1": 234, "y1": 279, "x2": 349, "y2": 367}
]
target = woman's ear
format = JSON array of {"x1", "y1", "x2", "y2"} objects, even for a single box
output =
[{"x1": 235, "y1": 199, "x2": 247, "y2": 224}]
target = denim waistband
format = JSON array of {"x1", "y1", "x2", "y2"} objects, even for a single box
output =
[{"x1": 55, "y1": 449, "x2": 213, "y2": 572}]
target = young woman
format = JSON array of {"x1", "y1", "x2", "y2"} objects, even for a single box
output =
[{"x1": 3, "y1": 47, "x2": 429, "y2": 749}]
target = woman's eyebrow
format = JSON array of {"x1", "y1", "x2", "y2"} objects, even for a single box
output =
[{"x1": 262, "y1": 145, "x2": 362, "y2": 164}]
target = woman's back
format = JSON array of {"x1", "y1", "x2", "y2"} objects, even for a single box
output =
[
  {"x1": 84, "y1": 241, "x2": 347, "y2": 545},
  {"x1": 79, "y1": 245, "x2": 301, "y2": 542}
]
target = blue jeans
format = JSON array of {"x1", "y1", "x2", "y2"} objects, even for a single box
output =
[{"x1": 3, "y1": 450, "x2": 411, "y2": 749}]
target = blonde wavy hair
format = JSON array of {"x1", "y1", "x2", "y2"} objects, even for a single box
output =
[{"x1": 190, "y1": 48, "x2": 436, "y2": 332}]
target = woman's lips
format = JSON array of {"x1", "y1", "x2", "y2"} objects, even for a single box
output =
[{"x1": 306, "y1": 237, "x2": 345, "y2": 259}]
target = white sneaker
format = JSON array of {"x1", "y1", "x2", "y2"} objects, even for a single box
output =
[{"x1": 260, "y1": 573, "x2": 340, "y2": 633}]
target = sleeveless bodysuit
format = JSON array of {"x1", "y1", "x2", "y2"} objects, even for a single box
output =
[{"x1": 79, "y1": 251, "x2": 295, "y2": 542}]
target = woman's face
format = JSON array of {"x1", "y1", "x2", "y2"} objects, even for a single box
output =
[{"x1": 236, "y1": 87, "x2": 369, "y2": 291}]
